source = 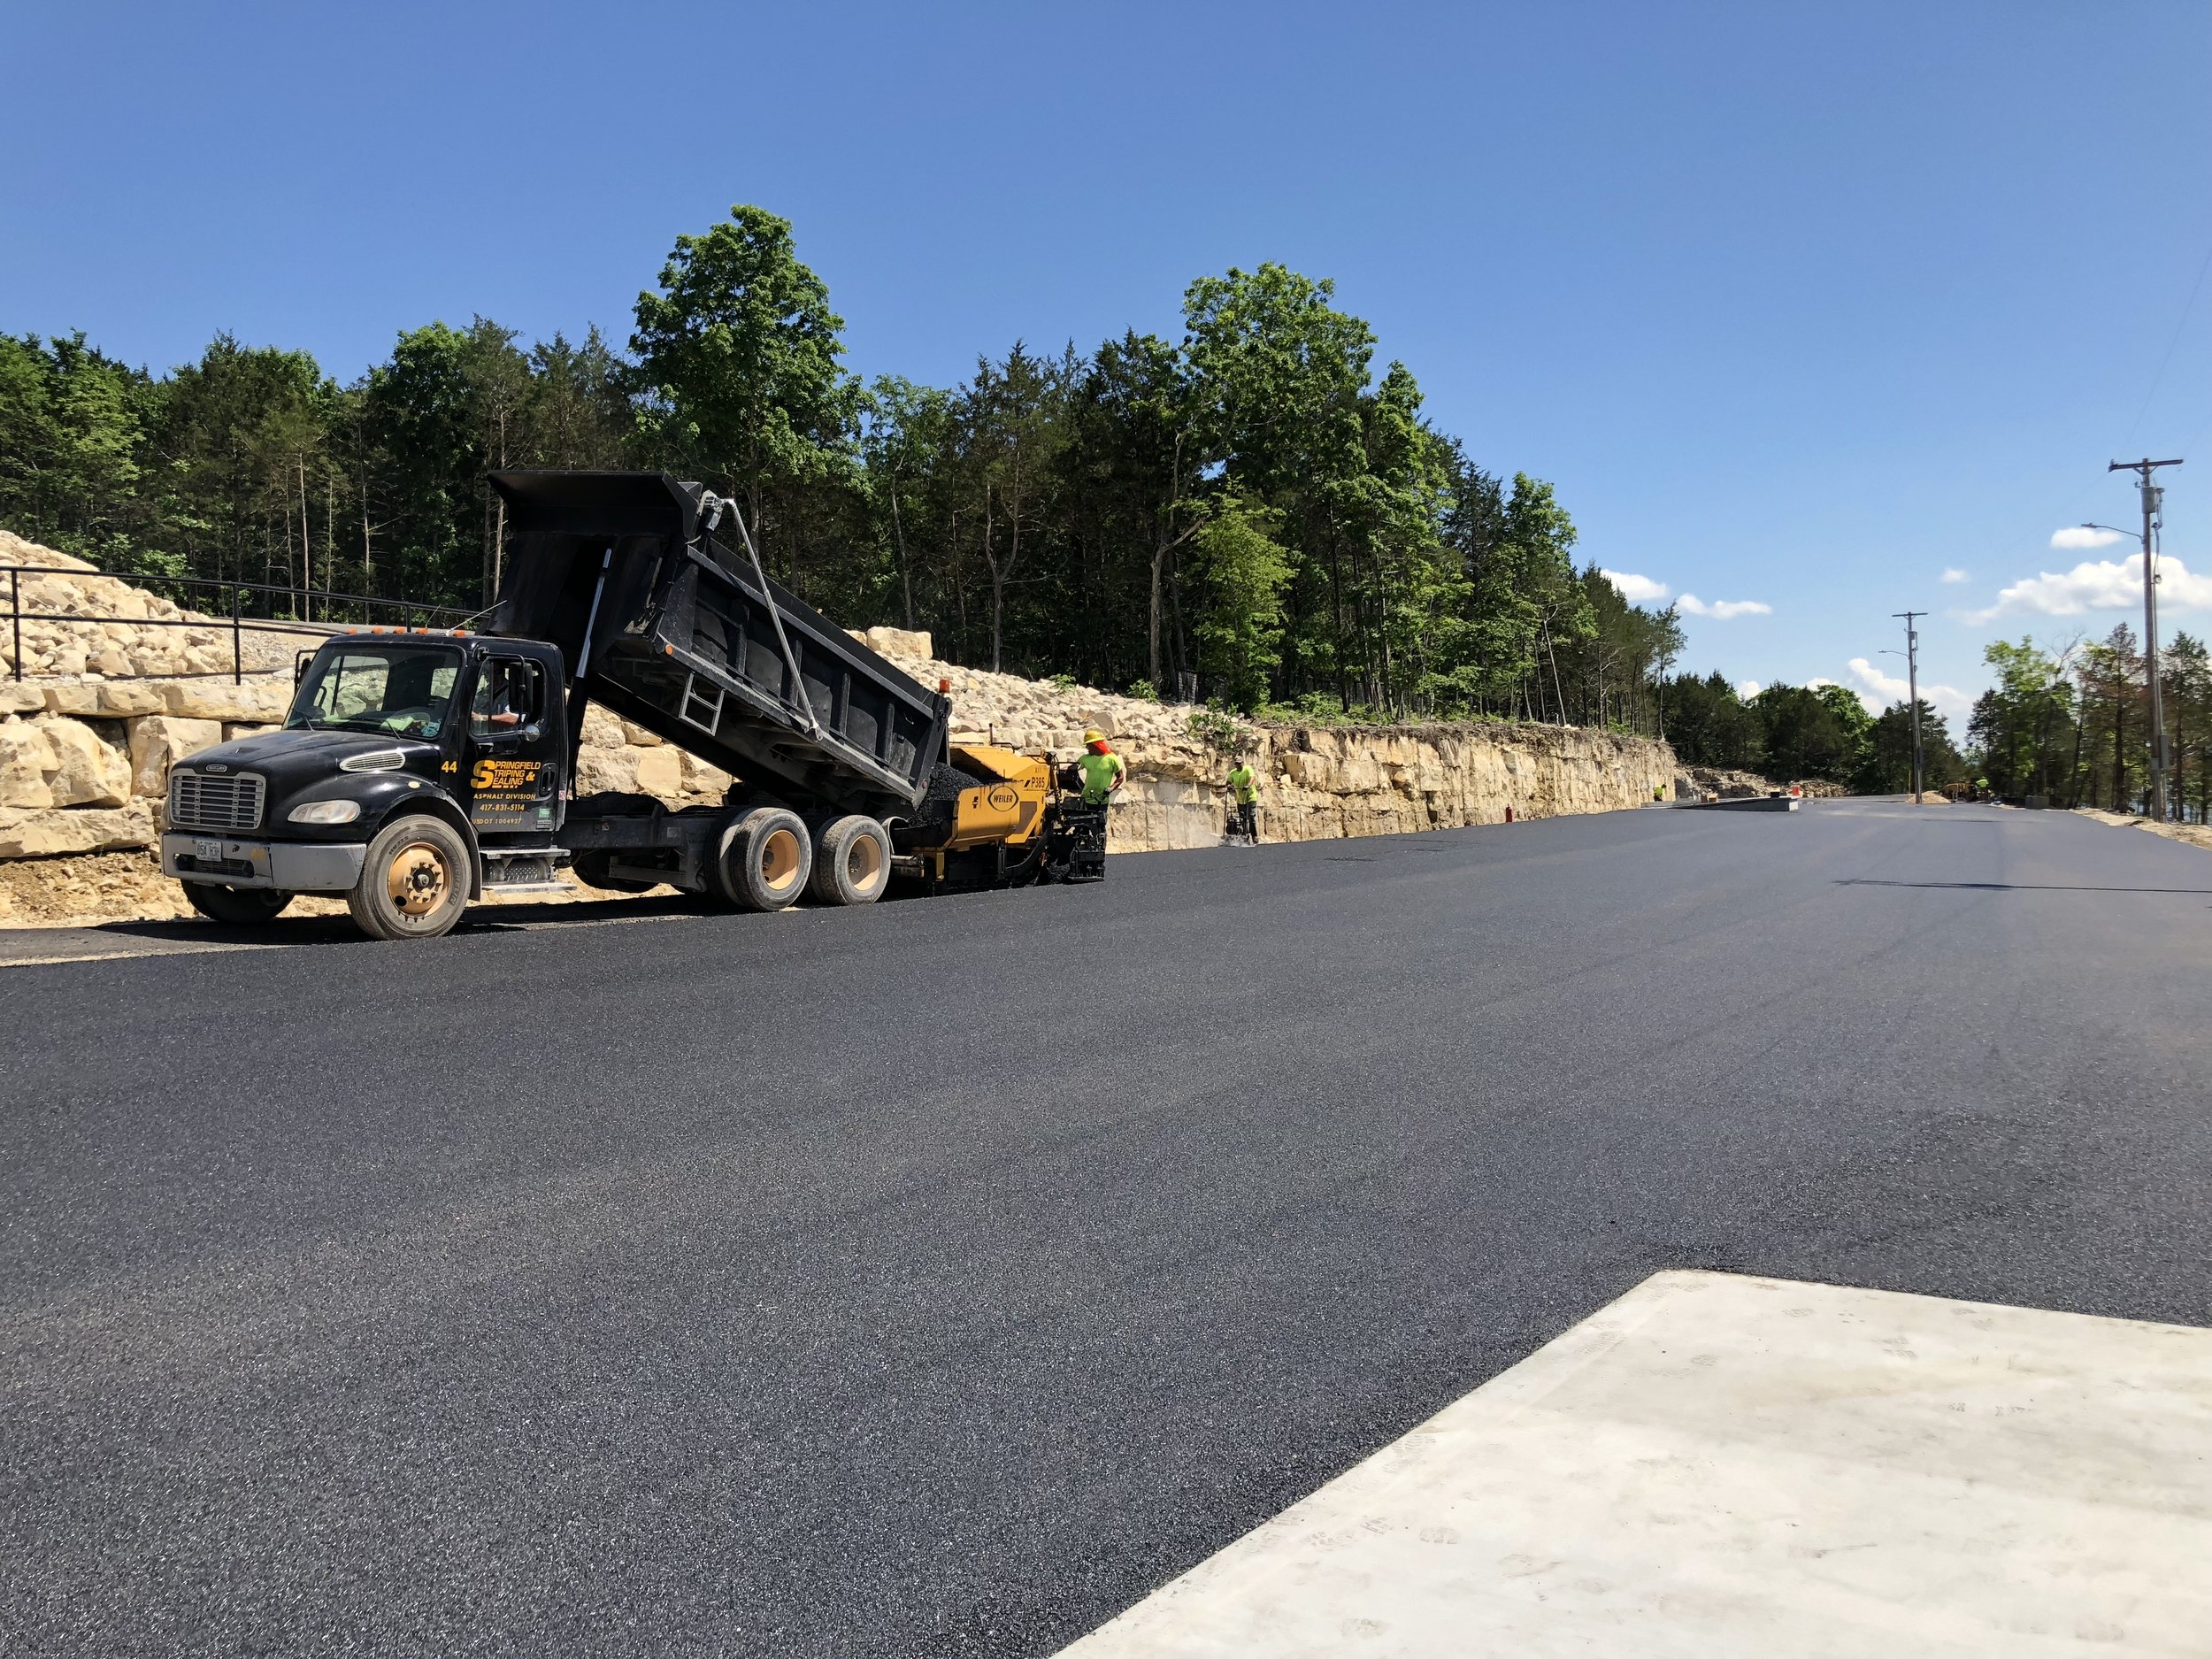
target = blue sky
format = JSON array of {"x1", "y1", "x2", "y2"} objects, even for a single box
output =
[{"x1": 7, "y1": 1, "x2": 2208, "y2": 718}]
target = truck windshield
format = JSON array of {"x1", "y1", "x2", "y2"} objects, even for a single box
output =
[{"x1": 286, "y1": 644, "x2": 463, "y2": 738}]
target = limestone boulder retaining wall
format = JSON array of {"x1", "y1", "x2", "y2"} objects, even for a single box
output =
[{"x1": 858, "y1": 629, "x2": 1674, "y2": 851}]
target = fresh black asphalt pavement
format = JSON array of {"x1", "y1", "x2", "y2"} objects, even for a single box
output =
[{"x1": 4, "y1": 800, "x2": 2209, "y2": 1655}]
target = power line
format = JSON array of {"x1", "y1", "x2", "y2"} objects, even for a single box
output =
[{"x1": 2123, "y1": 240, "x2": 2212, "y2": 452}]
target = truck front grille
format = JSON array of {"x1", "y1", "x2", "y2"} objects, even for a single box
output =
[{"x1": 168, "y1": 771, "x2": 265, "y2": 832}]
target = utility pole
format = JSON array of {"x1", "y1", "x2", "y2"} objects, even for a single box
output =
[
  {"x1": 1893, "y1": 611, "x2": 1924, "y2": 803},
  {"x1": 2108, "y1": 457, "x2": 2183, "y2": 821}
]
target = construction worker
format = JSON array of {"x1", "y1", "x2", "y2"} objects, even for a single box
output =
[
  {"x1": 1227, "y1": 757, "x2": 1259, "y2": 841},
  {"x1": 1078, "y1": 726, "x2": 1126, "y2": 807}
]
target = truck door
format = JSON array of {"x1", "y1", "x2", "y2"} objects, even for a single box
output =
[{"x1": 461, "y1": 652, "x2": 563, "y2": 834}]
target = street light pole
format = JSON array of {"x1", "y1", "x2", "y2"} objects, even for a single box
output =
[
  {"x1": 2107, "y1": 458, "x2": 2182, "y2": 821},
  {"x1": 1893, "y1": 611, "x2": 1924, "y2": 803}
]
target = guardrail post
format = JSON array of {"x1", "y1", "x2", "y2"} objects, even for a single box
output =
[
  {"x1": 10, "y1": 569, "x2": 19, "y2": 681},
  {"x1": 231, "y1": 583, "x2": 242, "y2": 684}
]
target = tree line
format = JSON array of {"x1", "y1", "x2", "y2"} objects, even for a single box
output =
[
  {"x1": 1661, "y1": 673, "x2": 1966, "y2": 793},
  {"x1": 2, "y1": 204, "x2": 1697, "y2": 729},
  {"x1": 14, "y1": 202, "x2": 2185, "y2": 808},
  {"x1": 1968, "y1": 626, "x2": 2212, "y2": 819}
]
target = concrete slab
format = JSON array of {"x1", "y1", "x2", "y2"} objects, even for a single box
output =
[{"x1": 1056, "y1": 1271, "x2": 2212, "y2": 1657}]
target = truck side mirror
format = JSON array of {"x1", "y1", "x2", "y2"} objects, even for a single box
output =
[{"x1": 294, "y1": 649, "x2": 315, "y2": 687}]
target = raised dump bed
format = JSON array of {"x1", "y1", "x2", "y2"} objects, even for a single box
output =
[{"x1": 487, "y1": 469, "x2": 949, "y2": 820}]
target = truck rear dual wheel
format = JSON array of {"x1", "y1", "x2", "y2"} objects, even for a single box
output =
[
  {"x1": 184, "y1": 884, "x2": 293, "y2": 926},
  {"x1": 808, "y1": 815, "x2": 891, "y2": 906},
  {"x1": 348, "y1": 816, "x2": 472, "y2": 941},
  {"x1": 714, "y1": 807, "x2": 813, "y2": 912}
]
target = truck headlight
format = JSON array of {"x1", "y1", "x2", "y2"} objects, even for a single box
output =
[
  {"x1": 339, "y1": 749, "x2": 406, "y2": 772},
  {"x1": 288, "y1": 800, "x2": 363, "y2": 825}
]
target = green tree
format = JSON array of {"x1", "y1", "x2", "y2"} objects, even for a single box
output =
[
  {"x1": 0, "y1": 332, "x2": 165, "y2": 572},
  {"x1": 1181, "y1": 263, "x2": 1373, "y2": 706},
  {"x1": 152, "y1": 334, "x2": 338, "y2": 606},
  {"x1": 361, "y1": 322, "x2": 487, "y2": 608},
  {"x1": 2166, "y1": 632, "x2": 2211, "y2": 823},
  {"x1": 1187, "y1": 495, "x2": 1293, "y2": 709},
  {"x1": 632, "y1": 204, "x2": 861, "y2": 581},
  {"x1": 1754, "y1": 683, "x2": 1855, "y2": 782},
  {"x1": 860, "y1": 375, "x2": 954, "y2": 631},
  {"x1": 1966, "y1": 637, "x2": 2077, "y2": 800},
  {"x1": 1863, "y1": 701, "x2": 1964, "y2": 794},
  {"x1": 1662, "y1": 672, "x2": 1765, "y2": 770}
]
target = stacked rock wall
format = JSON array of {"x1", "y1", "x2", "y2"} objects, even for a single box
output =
[{"x1": 860, "y1": 629, "x2": 1674, "y2": 850}]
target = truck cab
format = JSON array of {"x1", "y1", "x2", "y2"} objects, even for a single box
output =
[{"x1": 161, "y1": 630, "x2": 572, "y2": 937}]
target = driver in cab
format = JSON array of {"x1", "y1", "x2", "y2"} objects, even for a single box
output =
[{"x1": 472, "y1": 661, "x2": 532, "y2": 734}]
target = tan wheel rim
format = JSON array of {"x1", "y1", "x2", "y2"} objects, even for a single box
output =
[
  {"x1": 386, "y1": 841, "x2": 451, "y2": 918},
  {"x1": 760, "y1": 827, "x2": 803, "y2": 894},
  {"x1": 847, "y1": 833, "x2": 883, "y2": 891}
]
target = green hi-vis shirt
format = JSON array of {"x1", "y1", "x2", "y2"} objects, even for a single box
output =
[
  {"x1": 1079, "y1": 749, "x2": 1126, "y2": 803},
  {"x1": 1227, "y1": 764, "x2": 1257, "y2": 805}
]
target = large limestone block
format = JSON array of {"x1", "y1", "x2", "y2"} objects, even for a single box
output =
[
  {"x1": 40, "y1": 718, "x2": 133, "y2": 808},
  {"x1": 0, "y1": 799, "x2": 156, "y2": 858},
  {"x1": 573, "y1": 746, "x2": 641, "y2": 795},
  {"x1": 858, "y1": 626, "x2": 933, "y2": 661},
  {"x1": 127, "y1": 715, "x2": 223, "y2": 797},
  {"x1": 618, "y1": 718, "x2": 665, "y2": 748},
  {"x1": 0, "y1": 682, "x2": 45, "y2": 716},
  {"x1": 679, "y1": 750, "x2": 732, "y2": 798},
  {"x1": 42, "y1": 680, "x2": 170, "y2": 718},
  {"x1": 633, "y1": 746, "x2": 683, "y2": 798},
  {"x1": 161, "y1": 676, "x2": 291, "y2": 722},
  {"x1": 0, "y1": 717, "x2": 58, "y2": 809},
  {"x1": 579, "y1": 704, "x2": 627, "y2": 751}
]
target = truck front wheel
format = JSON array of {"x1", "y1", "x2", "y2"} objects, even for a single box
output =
[
  {"x1": 809, "y1": 815, "x2": 891, "y2": 906},
  {"x1": 183, "y1": 884, "x2": 293, "y2": 926},
  {"x1": 714, "y1": 807, "x2": 812, "y2": 912},
  {"x1": 348, "y1": 817, "x2": 472, "y2": 941}
]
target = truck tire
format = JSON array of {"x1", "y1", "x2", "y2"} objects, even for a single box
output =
[
  {"x1": 809, "y1": 815, "x2": 891, "y2": 906},
  {"x1": 714, "y1": 807, "x2": 812, "y2": 912},
  {"x1": 183, "y1": 884, "x2": 293, "y2": 926},
  {"x1": 347, "y1": 815, "x2": 472, "y2": 941}
]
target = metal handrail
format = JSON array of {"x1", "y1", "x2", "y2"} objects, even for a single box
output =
[{"x1": 4, "y1": 563, "x2": 474, "y2": 684}]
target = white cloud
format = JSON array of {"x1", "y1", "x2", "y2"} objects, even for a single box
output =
[
  {"x1": 2051, "y1": 526, "x2": 2125, "y2": 549},
  {"x1": 1844, "y1": 657, "x2": 1970, "y2": 720},
  {"x1": 1806, "y1": 677, "x2": 1838, "y2": 689},
  {"x1": 1966, "y1": 551, "x2": 2212, "y2": 624},
  {"x1": 1736, "y1": 680, "x2": 1763, "y2": 698},
  {"x1": 1600, "y1": 569, "x2": 1671, "y2": 603},
  {"x1": 1678, "y1": 593, "x2": 1773, "y2": 619},
  {"x1": 1940, "y1": 567, "x2": 1970, "y2": 584}
]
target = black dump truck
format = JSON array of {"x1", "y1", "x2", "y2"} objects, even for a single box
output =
[{"x1": 158, "y1": 471, "x2": 1105, "y2": 940}]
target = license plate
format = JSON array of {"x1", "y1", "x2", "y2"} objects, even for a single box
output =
[{"x1": 194, "y1": 838, "x2": 224, "y2": 861}]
